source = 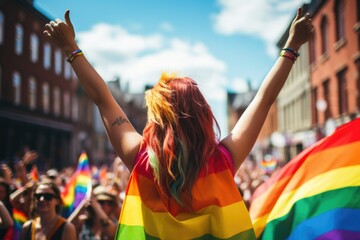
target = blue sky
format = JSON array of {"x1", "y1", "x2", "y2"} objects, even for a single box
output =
[{"x1": 34, "y1": 0, "x2": 308, "y2": 135}]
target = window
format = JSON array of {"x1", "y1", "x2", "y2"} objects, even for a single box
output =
[
  {"x1": 320, "y1": 16, "x2": 328, "y2": 54},
  {"x1": 72, "y1": 97, "x2": 78, "y2": 121},
  {"x1": 312, "y1": 87, "x2": 318, "y2": 124},
  {"x1": 309, "y1": 33, "x2": 316, "y2": 64},
  {"x1": 12, "y1": 72, "x2": 21, "y2": 105},
  {"x1": 29, "y1": 77, "x2": 37, "y2": 109},
  {"x1": 53, "y1": 86, "x2": 61, "y2": 116},
  {"x1": 63, "y1": 91, "x2": 70, "y2": 119},
  {"x1": 43, "y1": 43, "x2": 51, "y2": 69},
  {"x1": 0, "y1": 12, "x2": 4, "y2": 45},
  {"x1": 337, "y1": 68, "x2": 348, "y2": 115},
  {"x1": 323, "y1": 80, "x2": 331, "y2": 119},
  {"x1": 30, "y1": 34, "x2": 39, "y2": 63},
  {"x1": 55, "y1": 49, "x2": 62, "y2": 75},
  {"x1": 15, "y1": 24, "x2": 24, "y2": 55},
  {"x1": 358, "y1": 0, "x2": 360, "y2": 21},
  {"x1": 334, "y1": 0, "x2": 345, "y2": 41},
  {"x1": 42, "y1": 83, "x2": 50, "y2": 113},
  {"x1": 64, "y1": 59, "x2": 72, "y2": 79}
]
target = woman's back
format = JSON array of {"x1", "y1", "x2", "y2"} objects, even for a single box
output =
[{"x1": 116, "y1": 143, "x2": 256, "y2": 239}]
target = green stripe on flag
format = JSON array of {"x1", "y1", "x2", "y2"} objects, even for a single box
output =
[{"x1": 260, "y1": 186, "x2": 360, "y2": 240}]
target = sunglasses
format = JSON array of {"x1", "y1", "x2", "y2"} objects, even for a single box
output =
[
  {"x1": 98, "y1": 200, "x2": 114, "y2": 206},
  {"x1": 35, "y1": 193, "x2": 56, "y2": 201}
]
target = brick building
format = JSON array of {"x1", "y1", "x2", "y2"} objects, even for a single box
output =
[
  {"x1": 0, "y1": 0, "x2": 94, "y2": 169},
  {"x1": 310, "y1": 0, "x2": 360, "y2": 132}
]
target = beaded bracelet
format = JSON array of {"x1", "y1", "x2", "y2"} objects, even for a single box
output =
[
  {"x1": 282, "y1": 47, "x2": 300, "y2": 57},
  {"x1": 280, "y1": 50, "x2": 296, "y2": 63},
  {"x1": 66, "y1": 49, "x2": 83, "y2": 63}
]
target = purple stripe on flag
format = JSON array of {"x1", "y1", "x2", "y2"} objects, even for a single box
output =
[{"x1": 316, "y1": 230, "x2": 360, "y2": 240}]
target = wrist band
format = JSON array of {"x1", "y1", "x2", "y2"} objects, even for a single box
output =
[
  {"x1": 282, "y1": 47, "x2": 300, "y2": 57},
  {"x1": 280, "y1": 50, "x2": 296, "y2": 63},
  {"x1": 66, "y1": 49, "x2": 83, "y2": 63}
]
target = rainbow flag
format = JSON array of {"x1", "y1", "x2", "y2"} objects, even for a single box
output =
[
  {"x1": 115, "y1": 144, "x2": 256, "y2": 239},
  {"x1": 249, "y1": 118, "x2": 360, "y2": 239},
  {"x1": 13, "y1": 208, "x2": 27, "y2": 240},
  {"x1": 30, "y1": 165, "x2": 39, "y2": 181},
  {"x1": 260, "y1": 157, "x2": 277, "y2": 173},
  {"x1": 61, "y1": 151, "x2": 92, "y2": 218}
]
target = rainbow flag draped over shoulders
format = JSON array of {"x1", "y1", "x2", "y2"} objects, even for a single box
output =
[
  {"x1": 249, "y1": 118, "x2": 360, "y2": 239},
  {"x1": 116, "y1": 144, "x2": 256, "y2": 240},
  {"x1": 61, "y1": 151, "x2": 92, "y2": 218}
]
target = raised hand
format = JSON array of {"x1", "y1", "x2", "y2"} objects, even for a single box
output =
[
  {"x1": 43, "y1": 10, "x2": 78, "y2": 53},
  {"x1": 287, "y1": 8, "x2": 313, "y2": 49}
]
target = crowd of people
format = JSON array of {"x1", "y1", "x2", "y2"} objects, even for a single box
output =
[
  {"x1": 0, "y1": 149, "x2": 132, "y2": 239},
  {"x1": 0, "y1": 148, "x2": 277, "y2": 239}
]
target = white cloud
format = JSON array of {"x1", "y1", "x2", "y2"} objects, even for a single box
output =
[
  {"x1": 231, "y1": 77, "x2": 249, "y2": 93},
  {"x1": 213, "y1": 0, "x2": 308, "y2": 56},
  {"x1": 76, "y1": 23, "x2": 229, "y2": 134},
  {"x1": 159, "y1": 22, "x2": 174, "y2": 32},
  {"x1": 77, "y1": 24, "x2": 227, "y2": 96}
]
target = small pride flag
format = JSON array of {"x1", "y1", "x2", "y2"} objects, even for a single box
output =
[
  {"x1": 260, "y1": 156, "x2": 277, "y2": 173},
  {"x1": 61, "y1": 151, "x2": 92, "y2": 218},
  {"x1": 13, "y1": 208, "x2": 28, "y2": 240},
  {"x1": 249, "y1": 118, "x2": 360, "y2": 239},
  {"x1": 29, "y1": 165, "x2": 39, "y2": 181}
]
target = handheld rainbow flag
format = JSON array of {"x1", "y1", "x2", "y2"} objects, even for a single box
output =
[
  {"x1": 260, "y1": 156, "x2": 277, "y2": 173},
  {"x1": 13, "y1": 208, "x2": 28, "y2": 240},
  {"x1": 61, "y1": 151, "x2": 92, "y2": 218},
  {"x1": 29, "y1": 165, "x2": 39, "y2": 181},
  {"x1": 249, "y1": 118, "x2": 360, "y2": 239}
]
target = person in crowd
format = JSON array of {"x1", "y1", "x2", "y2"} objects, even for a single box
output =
[
  {"x1": 0, "y1": 179, "x2": 13, "y2": 239},
  {"x1": 20, "y1": 179, "x2": 76, "y2": 240},
  {"x1": 44, "y1": 8, "x2": 313, "y2": 239},
  {"x1": 69, "y1": 185, "x2": 119, "y2": 239}
]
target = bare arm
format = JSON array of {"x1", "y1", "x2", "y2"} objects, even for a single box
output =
[
  {"x1": 0, "y1": 201, "x2": 13, "y2": 228},
  {"x1": 61, "y1": 222, "x2": 77, "y2": 240},
  {"x1": 43, "y1": 10, "x2": 142, "y2": 171},
  {"x1": 221, "y1": 8, "x2": 313, "y2": 171}
]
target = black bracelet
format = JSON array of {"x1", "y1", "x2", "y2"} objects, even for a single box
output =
[{"x1": 282, "y1": 47, "x2": 300, "y2": 57}]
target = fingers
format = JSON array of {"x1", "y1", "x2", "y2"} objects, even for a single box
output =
[
  {"x1": 303, "y1": 12, "x2": 311, "y2": 22},
  {"x1": 294, "y1": 8, "x2": 302, "y2": 21},
  {"x1": 44, "y1": 22, "x2": 54, "y2": 32},
  {"x1": 64, "y1": 9, "x2": 73, "y2": 28}
]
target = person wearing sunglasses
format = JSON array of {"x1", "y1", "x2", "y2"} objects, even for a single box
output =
[{"x1": 20, "y1": 180, "x2": 76, "y2": 240}]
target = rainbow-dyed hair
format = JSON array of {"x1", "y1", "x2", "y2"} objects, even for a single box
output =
[{"x1": 143, "y1": 73, "x2": 220, "y2": 207}]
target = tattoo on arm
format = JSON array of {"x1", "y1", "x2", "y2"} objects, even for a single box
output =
[{"x1": 112, "y1": 116, "x2": 130, "y2": 127}]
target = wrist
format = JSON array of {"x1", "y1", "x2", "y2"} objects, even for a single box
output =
[
  {"x1": 284, "y1": 39, "x2": 301, "y2": 52},
  {"x1": 63, "y1": 43, "x2": 80, "y2": 56}
]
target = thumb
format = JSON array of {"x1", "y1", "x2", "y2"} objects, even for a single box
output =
[
  {"x1": 64, "y1": 9, "x2": 73, "y2": 27},
  {"x1": 294, "y1": 8, "x2": 302, "y2": 22}
]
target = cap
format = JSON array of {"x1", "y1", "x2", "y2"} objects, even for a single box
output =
[
  {"x1": 46, "y1": 169, "x2": 59, "y2": 178},
  {"x1": 93, "y1": 185, "x2": 117, "y2": 202}
]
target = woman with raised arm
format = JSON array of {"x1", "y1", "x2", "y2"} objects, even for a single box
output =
[{"x1": 44, "y1": 8, "x2": 312, "y2": 239}]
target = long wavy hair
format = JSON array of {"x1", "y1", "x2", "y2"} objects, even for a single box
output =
[{"x1": 143, "y1": 73, "x2": 220, "y2": 207}]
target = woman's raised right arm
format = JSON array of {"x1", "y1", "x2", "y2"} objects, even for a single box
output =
[{"x1": 44, "y1": 10, "x2": 142, "y2": 171}]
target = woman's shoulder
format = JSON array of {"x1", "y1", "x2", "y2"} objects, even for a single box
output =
[
  {"x1": 61, "y1": 220, "x2": 77, "y2": 240},
  {"x1": 203, "y1": 144, "x2": 235, "y2": 175}
]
